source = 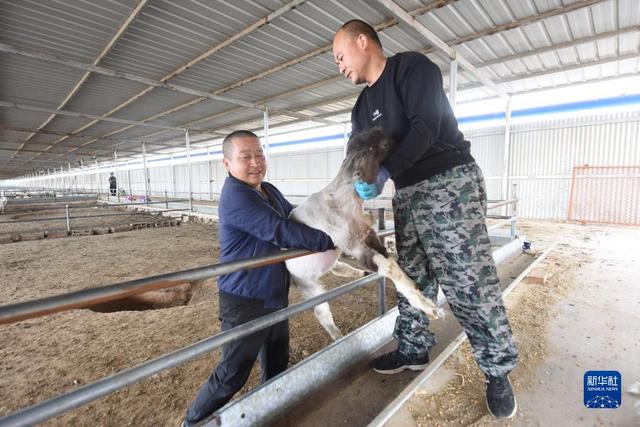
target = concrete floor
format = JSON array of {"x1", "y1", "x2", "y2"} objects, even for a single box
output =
[
  {"x1": 510, "y1": 227, "x2": 640, "y2": 426},
  {"x1": 386, "y1": 223, "x2": 640, "y2": 426}
]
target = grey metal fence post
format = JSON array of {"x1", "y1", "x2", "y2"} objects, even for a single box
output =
[
  {"x1": 114, "y1": 149, "x2": 120, "y2": 203},
  {"x1": 511, "y1": 182, "x2": 518, "y2": 239},
  {"x1": 378, "y1": 208, "x2": 385, "y2": 230},
  {"x1": 127, "y1": 169, "x2": 132, "y2": 204},
  {"x1": 79, "y1": 159, "x2": 84, "y2": 192},
  {"x1": 378, "y1": 277, "x2": 386, "y2": 316},
  {"x1": 343, "y1": 122, "x2": 349, "y2": 158},
  {"x1": 68, "y1": 162, "x2": 72, "y2": 195},
  {"x1": 171, "y1": 156, "x2": 177, "y2": 198},
  {"x1": 263, "y1": 107, "x2": 270, "y2": 181},
  {"x1": 185, "y1": 130, "x2": 193, "y2": 212},
  {"x1": 449, "y1": 58, "x2": 458, "y2": 113},
  {"x1": 65, "y1": 204, "x2": 70, "y2": 234},
  {"x1": 502, "y1": 96, "x2": 513, "y2": 216},
  {"x1": 207, "y1": 149, "x2": 213, "y2": 201},
  {"x1": 142, "y1": 141, "x2": 149, "y2": 206},
  {"x1": 94, "y1": 159, "x2": 99, "y2": 198}
]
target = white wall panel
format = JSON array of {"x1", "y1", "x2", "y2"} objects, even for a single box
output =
[
  {"x1": 494, "y1": 111, "x2": 640, "y2": 220},
  {"x1": 26, "y1": 111, "x2": 640, "y2": 221}
]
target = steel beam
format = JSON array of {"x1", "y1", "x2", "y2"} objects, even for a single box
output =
[
  {"x1": 0, "y1": 43, "x2": 260, "y2": 110},
  {"x1": 375, "y1": 0, "x2": 508, "y2": 99},
  {"x1": 9, "y1": 0, "x2": 150, "y2": 160},
  {"x1": 1, "y1": 126, "x2": 176, "y2": 151},
  {"x1": 0, "y1": 101, "x2": 220, "y2": 137},
  {"x1": 48, "y1": 0, "x2": 308, "y2": 157},
  {"x1": 65, "y1": 0, "x2": 610, "y2": 155},
  {"x1": 43, "y1": 1, "x2": 455, "y2": 149}
]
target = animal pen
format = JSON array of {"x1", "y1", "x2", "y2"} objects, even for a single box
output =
[{"x1": 1, "y1": 1, "x2": 640, "y2": 426}]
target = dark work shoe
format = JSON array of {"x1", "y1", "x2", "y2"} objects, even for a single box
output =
[
  {"x1": 371, "y1": 350, "x2": 429, "y2": 374},
  {"x1": 485, "y1": 374, "x2": 517, "y2": 419}
]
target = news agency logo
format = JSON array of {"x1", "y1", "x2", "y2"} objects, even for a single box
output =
[{"x1": 584, "y1": 371, "x2": 622, "y2": 409}]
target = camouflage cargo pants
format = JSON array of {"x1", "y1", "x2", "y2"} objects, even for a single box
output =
[{"x1": 392, "y1": 161, "x2": 518, "y2": 377}]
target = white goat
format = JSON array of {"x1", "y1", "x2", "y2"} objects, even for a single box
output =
[{"x1": 286, "y1": 127, "x2": 443, "y2": 340}]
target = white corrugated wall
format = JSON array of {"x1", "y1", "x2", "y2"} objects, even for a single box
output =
[
  {"x1": 24, "y1": 111, "x2": 640, "y2": 221},
  {"x1": 466, "y1": 110, "x2": 640, "y2": 220}
]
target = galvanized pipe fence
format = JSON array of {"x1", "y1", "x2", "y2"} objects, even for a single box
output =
[
  {"x1": 0, "y1": 200, "x2": 517, "y2": 425},
  {"x1": 0, "y1": 273, "x2": 386, "y2": 427}
]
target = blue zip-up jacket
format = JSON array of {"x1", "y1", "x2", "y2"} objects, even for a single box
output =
[{"x1": 217, "y1": 174, "x2": 334, "y2": 309}]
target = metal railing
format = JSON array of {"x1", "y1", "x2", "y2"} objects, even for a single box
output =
[
  {"x1": 0, "y1": 210, "x2": 185, "y2": 226},
  {"x1": 0, "y1": 202, "x2": 516, "y2": 425},
  {"x1": 487, "y1": 196, "x2": 519, "y2": 239},
  {"x1": 0, "y1": 273, "x2": 384, "y2": 427},
  {"x1": 0, "y1": 249, "x2": 311, "y2": 326}
]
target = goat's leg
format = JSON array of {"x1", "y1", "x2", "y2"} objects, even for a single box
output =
[
  {"x1": 330, "y1": 260, "x2": 366, "y2": 278},
  {"x1": 292, "y1": 275, "x2": 343, "y2": 341},
  {"x1": 368, "y1": 252, "x2": 444, "y2": 320}
]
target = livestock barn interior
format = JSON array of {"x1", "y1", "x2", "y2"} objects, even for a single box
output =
[{"x1": 1, "y1": 0, "x2": 639, "y2": 426}]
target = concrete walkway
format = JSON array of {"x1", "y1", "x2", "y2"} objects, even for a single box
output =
[
  {"x1": 512, "y1": 226, "x2": 640, "y2": 426},
  {"x1": 387, "y1": 222, "x2": 640, "y2": 426}
]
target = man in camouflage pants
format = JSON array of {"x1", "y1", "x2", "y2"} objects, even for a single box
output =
[
  {"x1": 393, "y1": 162, "x2": 517, "y2": 377},
  {"x1": 333, "y1": 20, "x2": 518, "y2": 419}
]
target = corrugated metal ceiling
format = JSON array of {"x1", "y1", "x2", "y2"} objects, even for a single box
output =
[{"x1": 1, "y1": 0, "x2": 638, "y2": 178}]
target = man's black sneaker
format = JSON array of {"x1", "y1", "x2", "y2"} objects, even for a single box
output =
[
  {"x1": 371, "y1": 350, "x2": 429, "y2": 374},
  {"x1": 485, "y1": 374, "x2": 517, "y2": 419}
]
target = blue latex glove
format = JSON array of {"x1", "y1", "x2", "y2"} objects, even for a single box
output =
[{"x1": 354, "y1": 167, "x2": 390, "y2": 200}]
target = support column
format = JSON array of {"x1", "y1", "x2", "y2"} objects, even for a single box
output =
[
  {"x1": 114, "y1": 148, "x2": 120, "y2": 202},
  {"x1": 79, "y1": 158, "x2": 84, "y2": 191},
  {"x1": 142, "y1": 141, "x2": 149, "y2": 205},
  {"x1": 263, "y1": 107, "x2": 270, "y2": 180},
  {"x1": 95, "y1": 159, "x2": 100, "y2": 197},
  {"x1": 510, "y1": 182, "x2": 518, "y2": 239},
  {"x1": 343, "y1": 122, "x2": 349, "y2": 158},
  {"x1": 502, "y1": 96, "x2": 513, "y2": 204},
  {"x1": 171, "y1": 155, "x2": 177, "y2": 198},
  {"x1": 207, "y1": 147, "x2": 213, "y2": 201},
  {"x1": 185, "y1": 129, "x2": 193, "y2": 212},
  {"x1": 68, "y1": 162, "x2": 72, "y2": 195},
  {"x1": 449, "y1": 59, "x2": 458, "y2": 113},
  {"x1": 127, "y1": 169, "x2": 132, "y2": 203}
]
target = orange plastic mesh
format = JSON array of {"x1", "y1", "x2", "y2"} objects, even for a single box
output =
[{"x1": 567, "y1": 165, "x2": 640, "y2": 225}]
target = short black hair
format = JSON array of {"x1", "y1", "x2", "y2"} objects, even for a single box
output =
[
  {"x1": 337, "y1": 19, "x2": 382, "y2": 49},
  {"x1": 222, "y1": 130, "x2": 258, "y2": 159}
]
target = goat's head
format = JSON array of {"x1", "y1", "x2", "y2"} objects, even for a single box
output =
[{"x1": 344, "y1": 127, "x2": 395, "y2": 183}]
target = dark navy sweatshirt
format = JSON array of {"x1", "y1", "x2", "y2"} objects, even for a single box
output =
[
  {"x1": 351, "y1": 52, "x2": 474, "y2": 189},
  {"x1": 217, "y1": 174, "x2": 334, "y2": 309}
]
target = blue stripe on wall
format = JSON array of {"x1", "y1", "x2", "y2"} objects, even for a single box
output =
[
  {"x1": 122, "y1": 94, "x2": 640, "y2": 167},
  {"x1": 458, "y1": 93, "x2": 640, "y2": 124}
]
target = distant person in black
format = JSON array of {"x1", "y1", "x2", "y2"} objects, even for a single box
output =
[
  {"x1": 108, "y1": 172, "x2": 117, "y2": 196},
  {"x1": 332, "y1": 20, "x2": 518, "y2": 419}
]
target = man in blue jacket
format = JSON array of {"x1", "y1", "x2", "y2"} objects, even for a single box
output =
[{"x1": 183, "y1": 130, "x2": 334, "y2": 425}]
